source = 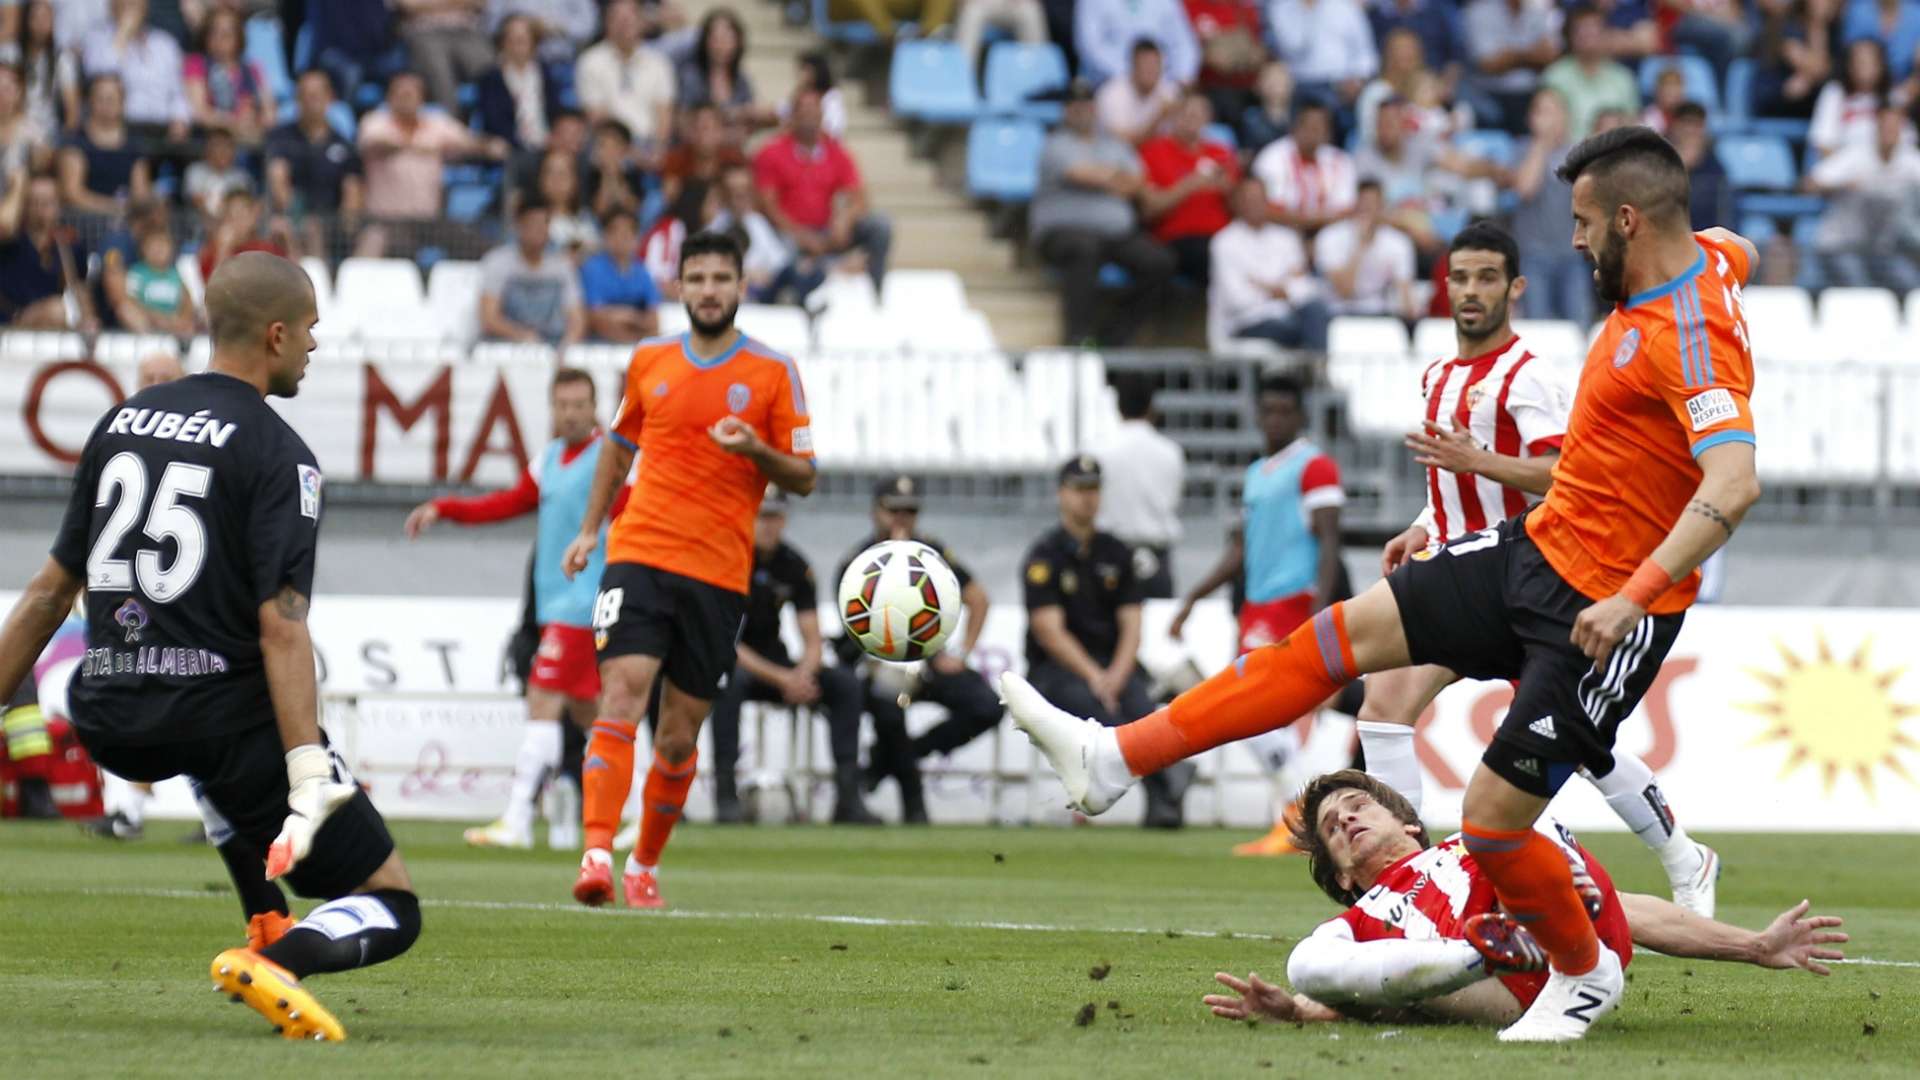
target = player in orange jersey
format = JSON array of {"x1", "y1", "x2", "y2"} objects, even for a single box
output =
[
  {"x1": 560, "y1": 231, "x2": 816, "y2": 909},
  {"x1": 1002, "y1": 126, "x2": 1762, "y2": 1043}
]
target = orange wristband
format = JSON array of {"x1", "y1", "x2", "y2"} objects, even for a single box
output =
[{"x1": 1621, "y1": 558, "x2": 1672, "y2": 610}]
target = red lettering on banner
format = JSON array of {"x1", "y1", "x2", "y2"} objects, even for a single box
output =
[
  {"x1": 456, "y1": 372, "x2": 529, "y2": 482},
  {"x1": 362, "y1": 364, "x2": 452, "y2": 480},
  {"x1": 23, "y1": 360, "x2": 124, "y2": 464},
  {"x1": 1412, "y1": 704, "x2": 1464, "y2": 790},
  {"x1": 1468, "y1": 682, "x2": 1514, "y2": 753},
  {"x1": 1635, "y1": 657, "x2": 1694, "y2": 772}
]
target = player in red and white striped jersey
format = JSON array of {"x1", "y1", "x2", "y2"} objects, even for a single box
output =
[
  {"x1": 1353, "y1": 223, "x2": 1722, "y2": 919},
  {"x1": 1201, "y1": 772, "x2": 1846, "y2": 1027}
]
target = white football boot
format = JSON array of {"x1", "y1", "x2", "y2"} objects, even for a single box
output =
[
  {"x1": 1497, "y1": 944, "x2": 1625, "y2": 1043},
  {"x1": 544, "y1": 777, "x2": 582, "y2": 850},
  {"x1": 463, "y1": 818, "x2": 533, "y2": 849},
  {"x1": 1669, "y1": 843, "x2": 1720, "y2": 919},
  {"x1": 997, "y1": 672, "x2": 1131, "y2": 815},
  {"x1": 612, "y1": 818, "x2": 639, "y2": 850}
]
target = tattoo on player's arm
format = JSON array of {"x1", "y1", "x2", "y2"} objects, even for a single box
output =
[
  {"x1": 1687, "y1": 498, "x2": 1736, "y2": 538},
  {"x1": 273, "y1": 586, "x2": 310, "y2": 622}
]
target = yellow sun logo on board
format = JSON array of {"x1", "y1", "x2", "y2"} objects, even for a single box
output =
[{"x1": 1737, "y1": 632, "x2": 1920, "y2": 798}]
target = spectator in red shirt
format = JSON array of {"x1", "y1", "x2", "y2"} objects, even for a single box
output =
[
  {"x1": 198, "y1": 187, "x2": 295, "y2": 281},
  {"x1": 1138, "y1": 92, "x2": 1239, "y2": 284},
  {"x1": 1185, "y1": 0, "x2": 1266, "y2": 118},
  {"x1": 753, "y1": 87, "x2": 891, "y2": 290}
]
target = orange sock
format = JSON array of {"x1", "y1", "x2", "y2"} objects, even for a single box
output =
[
  {"x1": 1116, "y1": 604, "x2": 1356, "y2": 776},
  {"x1": 633, "y1": 749, "x2": 698, "y2": 868},
  {"x1": 581, "y1": 718, "x2": 638, "y2": 853},
  {"x1": 1461, "y1": 821, "x2": 1599, "y2": 975}
]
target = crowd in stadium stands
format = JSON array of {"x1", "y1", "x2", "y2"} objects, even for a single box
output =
[{"x1": 0, "y1": 0, "x2": 1918, "y2": 345}]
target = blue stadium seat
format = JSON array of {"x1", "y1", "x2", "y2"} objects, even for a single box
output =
[
  {"x1": 812, "y1": 0, "x2": 882, "y2": 46},
  {"x1": 1724, "y1": 58, "x2": 1754, "y2": 129},
  {"x1": 1429, "y1": 205, "x2": 1469, "y2": 243},
  {"x1": 1745, "y1": 116, "x2": 1811, "y2": 142},
  {"x1": 1204, "y1": 122, "x2": 1238, "y2": 150},
  {"x1": 1738, "y1": 214, "x2": 1779, "y2": 245},
  {"x1": 445, "y1": 184, "x2": 495, "y2": 223},
  {"x1": 890, "y1": 40, "x2": 980, "y2": 124},
  {"x1": 1454, "y1": 128, "x2": 1514, "y2": 166},
  {"x1": 966, "y1": 117, "x2": 1044, "y2": 202},
  {"x1": 982, "y1": 42, "x2": 1068, "y2": 122},
  {"x1": 246, "y1": 16, "x2": 295, "y2": 113},
  {"x1": 1716, "y1": 133, "x2": 1797, "y2": 189},
  {"x1": 1641, "y1": 55, "x2": 1720, "y2": 116},
  {"x1": 326, "y1": 100, "x2": 356, "y2": 141}
]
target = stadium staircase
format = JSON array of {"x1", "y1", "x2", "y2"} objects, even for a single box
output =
[{"x1": 705, "y1": 0, "x2": 1065, "y2": 349}]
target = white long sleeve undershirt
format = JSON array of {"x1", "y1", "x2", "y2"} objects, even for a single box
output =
[{"x1": 1285, "y1": 920, "x2": 1491, "y2": 1007}]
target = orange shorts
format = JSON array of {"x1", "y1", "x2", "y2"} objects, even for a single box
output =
[{"x1": 529, "y1": 624, "x2": 600, "y2": 701}]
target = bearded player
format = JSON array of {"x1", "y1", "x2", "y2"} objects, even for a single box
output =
[
  {"x1": 1005, "y1": 125, "x2": 1761, "y2": 1041},
  {"x1": 561, "y1": 230, "x2": 815, "y2": 909},
  {"x1": 1360, "y1": 220, "x2": 1721, "y2": 916},
  {"x1": 1202, "y1": 771, "x2": 1845, "y2": 1027},
  {"x1": 0, "y1": 254, "x2": 420, "y2": 1041}
]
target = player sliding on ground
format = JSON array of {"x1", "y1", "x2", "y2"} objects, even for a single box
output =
[
  {"x1": 562, "y1": 230, "x2": 816, "y2": 909},
  {"x1": 1360, "y1": 220, "x2": 1720, "y2": 915},
  {"x1": 0, "y1": 253, "x2": 421, "y2": 1042},
  {"x1": 1003, "y1": 126, "x2": 1763, "y2": 1042},
  {"x1": 1201, "y1": 771, "x2": 1845, "y2": 1027}
]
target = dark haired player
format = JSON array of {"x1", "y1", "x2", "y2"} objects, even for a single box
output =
[
  {"x1": 0, "y1": 252, "x2": 421, "y2": 1042},
  {"x1": 1007, "y1": 126, "x2": 1762, "y2": 1040},
  {"x1": 1200, "y1": 771, "x2": 1845, "y2": 1028},
  {"x1": 562, "y1": 230, "x2": 816, "y2": 909},
  {"x1": 1359, "y1": 220, "x2": 1721, "y2": 916}
]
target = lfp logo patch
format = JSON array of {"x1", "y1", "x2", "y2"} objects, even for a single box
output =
[
  {"x1": 113, "y1": 598, "x2": 149, "y2": 642},
  {"x1": 1611, "y1": 327, "x2": 1641, "y2": 368},
  {"x1": 297, "y1": 465, "x2": 323, "y2": 519},
  {"x1": 727, "y1": 383, "x2": 751, "y2": 414}
]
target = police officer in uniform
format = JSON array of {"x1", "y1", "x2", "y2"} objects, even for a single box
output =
[
  {"x1": 710, "y1": 488, "x2": 878, "y2": 824},
  {"x1": 1021, "y1": 456, "x2": 1187, "y2": 828},
  {"x1": 835, "y1": 476, "x2": 1003, "y2": 824}
]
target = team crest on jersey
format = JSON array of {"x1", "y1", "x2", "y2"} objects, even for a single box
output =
[
  {"x1": 727, "y1": 382, "x2": 752, "y2": 413},
  {"x1": 1466, "y1": 384, "x2": 1488, "y2": 410},
  {"x1": 1060, "y1": 570, "x2": 1078, "y2": 595},
  {"x1": 1611, "y1": 328, "x2": 1641, "y2": 368},
  {"x1": 113, "y1": 598, "x2": 149, "y2": 643}
]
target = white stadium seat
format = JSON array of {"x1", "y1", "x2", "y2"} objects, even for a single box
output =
[
  {"x1": 909, "y1": 309, "x2": 997, "y2": 354},
  {"x1": 1327, "y1": 316, "x2": 1410, "y2": 359},
  {"x1": 334, "y1": 258, "x2": 428, "y2": 341},
  {"x1": 1411, "y1": 317, "x2": 1454, "y2": 362},
  {"x1": 91, "y1": 333, "x2": 181, "y2": 365},
  {"x1": 1817, "y1": 287, "x2": 1902, "y2": 363},
  {"x1": 1906, "y1": 289, "x2": 1920, "y2": 338},
  {"x1": 1741, "y1": 285, "x2": 1816, "y2": 366},
  {"x1": 881, "y1": 269, "x2": 967, "y2": 319},
  {"x1": 1509, "y1": 319, "x2": 1585, "y2": 368},
  {"x1": 806, "y1": 273, "x2": 880, "y2": 316},
  {"x1": 655, "y1": 303, "x2": 690, "y2": 338},
  {"x1": 814, "y1": 307, "x2": 907, "y2": 353},
  {"x1": 468, "y1": 342, "x2": 557, "y2": 367},
  {"x1": 426, "y1": 260, "x2": 485, "y2": 345},
  {"x1": 735, "y1": 304, "x2": 813, "y2": 355}
]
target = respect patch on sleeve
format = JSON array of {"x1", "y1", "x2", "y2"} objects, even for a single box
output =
[{"x1": 1685, "y1": 388, "x2": 1739, "y2": 432}]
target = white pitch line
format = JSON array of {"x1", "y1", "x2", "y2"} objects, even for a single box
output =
[{"x1": 27, "y1": 887, "x2": 1920, "y2": 969}]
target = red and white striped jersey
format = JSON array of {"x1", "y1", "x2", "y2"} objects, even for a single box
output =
[
  {"x1": 1321, "y1": 819, "x2": 1634, "y2": 1008},
  {"x1": 1412, "y1": 335, "x2": 1569, "y2": 546}
]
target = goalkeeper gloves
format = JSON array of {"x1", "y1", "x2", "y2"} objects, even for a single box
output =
[{"x1": 266, "y1": 744, "x2": 357, "y2": 880}]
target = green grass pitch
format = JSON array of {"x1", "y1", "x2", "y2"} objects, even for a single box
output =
[{"x1": 1, "y1": 822, "x2": 1914, "y2": 1078}]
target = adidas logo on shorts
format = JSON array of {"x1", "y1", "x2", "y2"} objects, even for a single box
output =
[
  {"x1": 1529, "y1": 715, "x2": 1557, "y2": 740},
  {"x1": 1512, "y1": 757, "x2": 1541, "y2": 777}
]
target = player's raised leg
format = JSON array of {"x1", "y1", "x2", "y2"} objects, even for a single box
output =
[
  {"x1": 1583, "y1": 749, "x2": 1718, "y2": 916},
  {"x1": 1353, "y1": 664, "x2": 1456, "y2": 813},
  {"x1": 578, "y1": 651, "x2": 659, "y2": 906},
  {"x1": 1000, "y1": 579, "x2": 1412, "y2": 814}
]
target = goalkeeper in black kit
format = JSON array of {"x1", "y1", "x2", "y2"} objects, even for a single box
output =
[{"x1": 0, "y1": 253, "x2": 420, "y2": 1042}]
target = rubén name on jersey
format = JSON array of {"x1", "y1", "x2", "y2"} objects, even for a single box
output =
[{"x1": 104, "y1": 407, "x2": 239, "y2": 447}]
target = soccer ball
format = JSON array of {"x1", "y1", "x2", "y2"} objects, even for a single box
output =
[{"x1": 837, "y1": 540, "x2": 961, "y2": 662}]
